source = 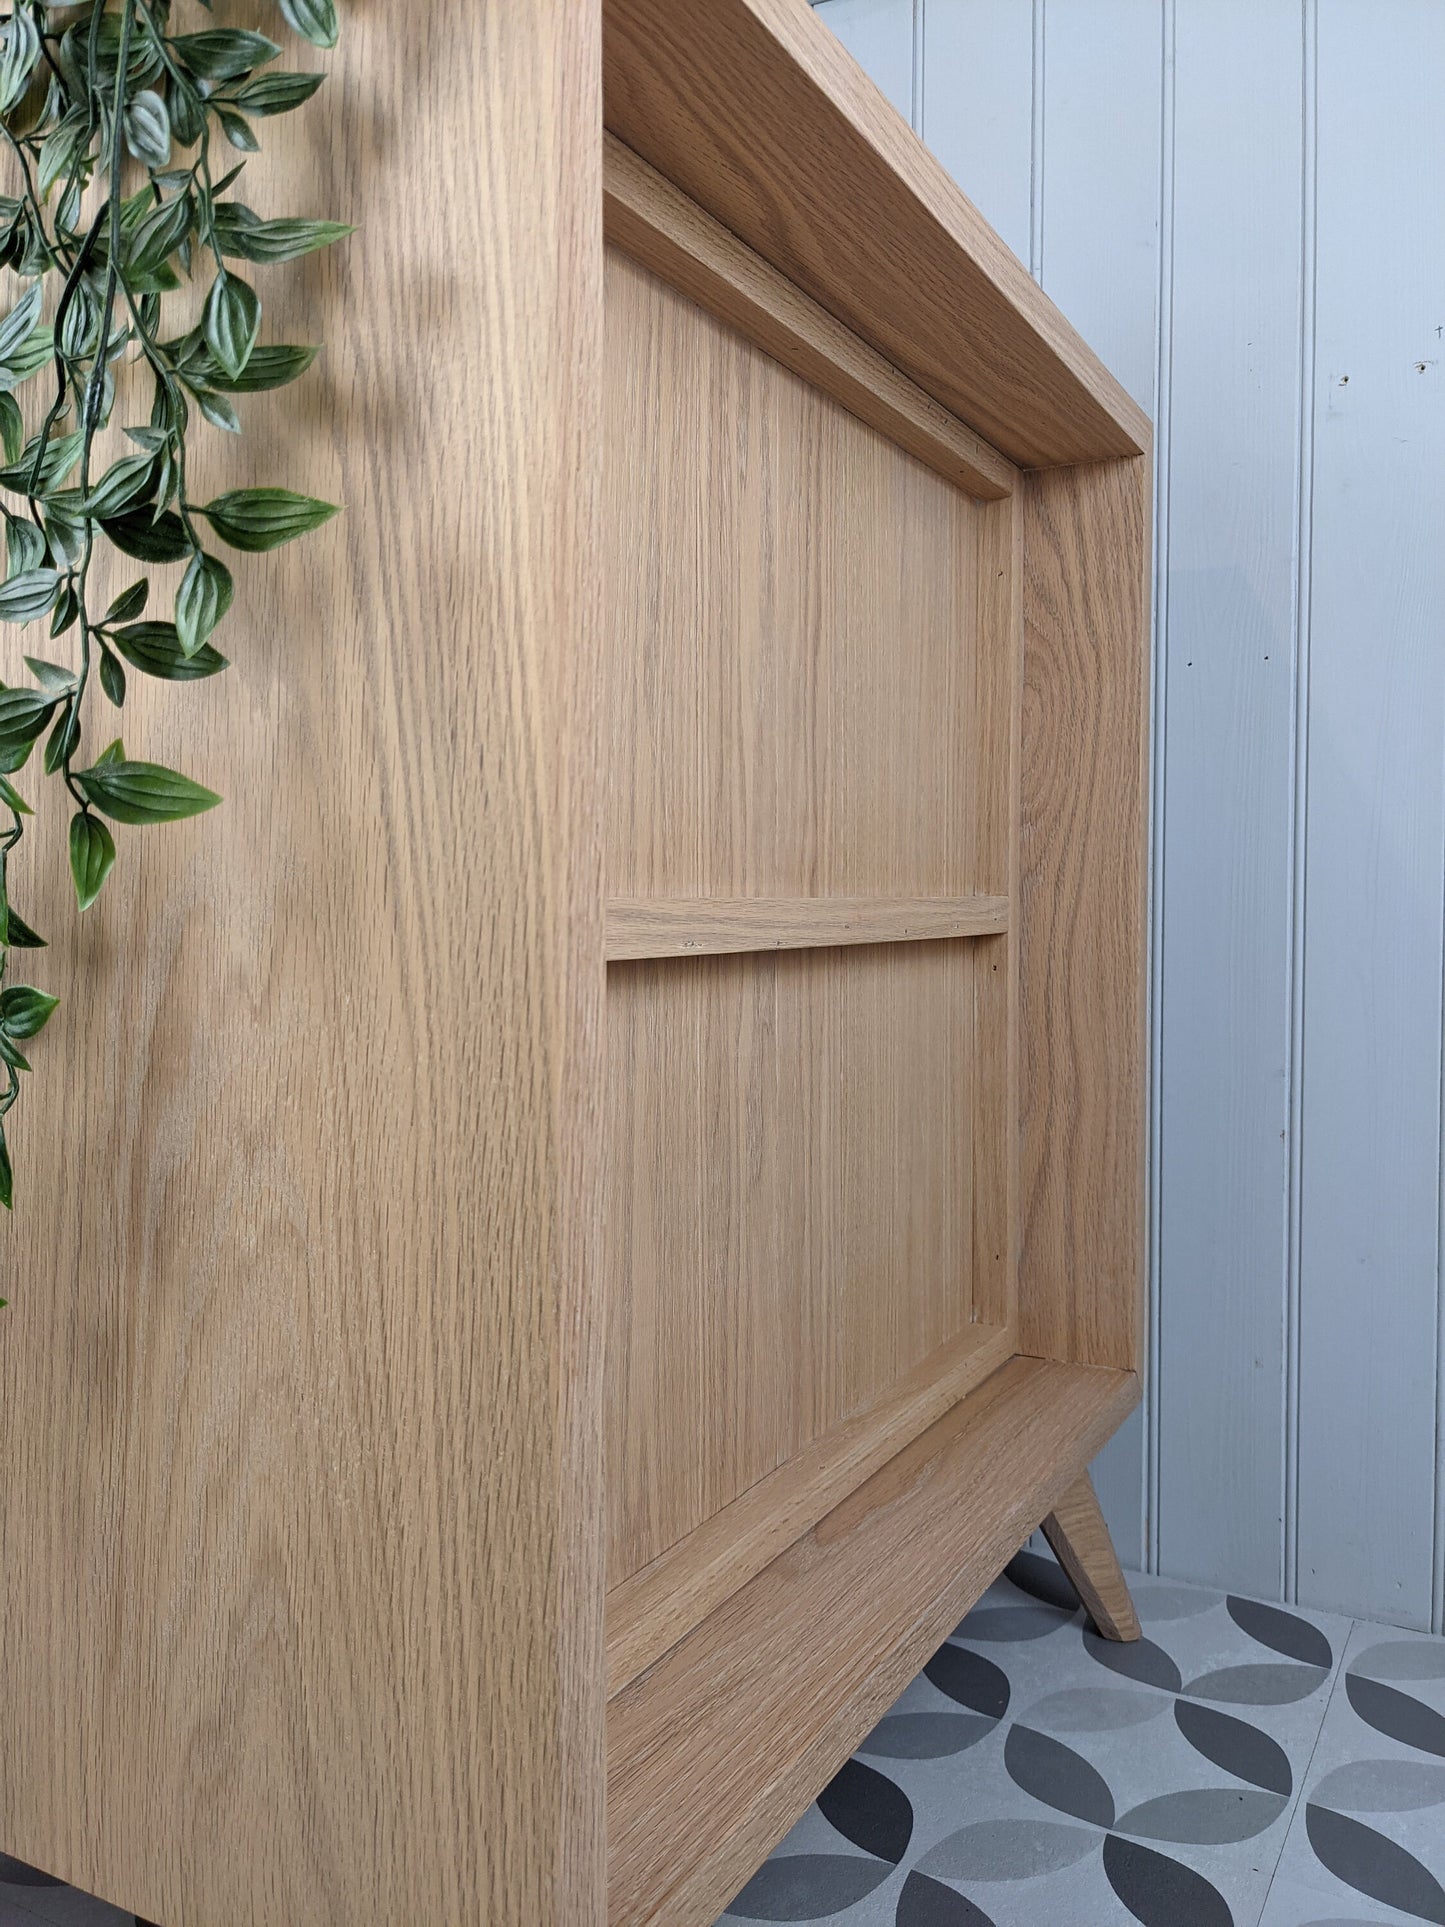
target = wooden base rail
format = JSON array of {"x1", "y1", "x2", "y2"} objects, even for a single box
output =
[
  {"x1": 607, "y1": 1358, "x2": 1142, "y2": 1926},
  {"x1": 605, "y1": 895, "x2": 1009, "y2": 962},
  {"x1": 606, "y1": 1320, "x2": 1015, "y2": 1696}
]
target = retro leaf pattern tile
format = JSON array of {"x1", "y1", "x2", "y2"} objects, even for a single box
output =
[{"x1": 716, "y1": 1557, "x2": 1381, "y2": 1927}]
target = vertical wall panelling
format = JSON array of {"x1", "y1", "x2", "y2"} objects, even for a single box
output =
[
  {"x1": 1295, "y1": 0, "x2": 1445, "y2": 1631},
  {"x1": 1154, "y1": 0, "x2": 1304, "y2": 1601},
  {"x1": 1032, "y1": 0, "x2": 1163, "y2": 1574},
  {"x1": 813, "y1": 0, "x2": 917, "y2": 126},
  {"x1": 919, "y1": 1, "x2": 1036, "y2": 264}
]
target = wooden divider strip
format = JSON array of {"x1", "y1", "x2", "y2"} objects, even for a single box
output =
[{"x1": 605, "y1": 895, "x2": 1009, "y2": 962}]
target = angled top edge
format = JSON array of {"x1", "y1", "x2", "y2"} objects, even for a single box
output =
[{"x1": 603, "y1": 0, "x2": 1152, "y2": 470}]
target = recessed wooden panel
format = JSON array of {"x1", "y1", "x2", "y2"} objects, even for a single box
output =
[
  {"x1": 606, "y1": 940, "x2": 987, "y2": 1584},
  {"x1": 605, "y1": 247, "x2": 996, "y2": 900}
]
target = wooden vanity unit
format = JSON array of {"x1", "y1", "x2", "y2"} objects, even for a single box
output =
[{"x1": 0, "y1": 3, "x2": 1149, "y2": 1923}]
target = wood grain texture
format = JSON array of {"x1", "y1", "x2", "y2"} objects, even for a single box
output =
[
  {"x1": 0, "y1": 5, "x2": 606, "y2": 1923},
  {"x1": 605, "y1": 1320, "x2": 1016, "y2": 1697},
  {"x1": 970, "y1": 494, "x2": 1023, "y2": 1331},
  {"x1": 605, "y1": 941, "x2": 985, "y2": 1582},
  {"x1": 1018, "y1": 459, "x2": 1150, "y2": 1373},
  {"x1": 604, "y1": 895, "x2": 1008, "y2": 961},
  {"x1": 603, "y1": 0, "x2": 1149, "y2": 467},
  {"x1": 603, "y1": 136, "x2": 1014, "y2": 501},
  {"x1": 1041, "y1": 1471, "x2": 1142, "y2": 1642},
  {"x1": 605, "y1": 247, "x2": 989, "y2": 901},
  {"x1": 607, "y1": 1358, "x2": 1142, "y2": 1927}
]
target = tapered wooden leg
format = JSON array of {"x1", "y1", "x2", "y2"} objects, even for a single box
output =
[{"x1": 1040, "y1": 1471, "x2": 1141, "y2": 1642}]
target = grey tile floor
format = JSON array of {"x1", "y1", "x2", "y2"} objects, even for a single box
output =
[
  {"x1": 718, "y1": 1555, "x2": 1445, "y2": 1927},
  {"x1": 4, "y1": 1556, "x2": 1443, "y2": 1926}
]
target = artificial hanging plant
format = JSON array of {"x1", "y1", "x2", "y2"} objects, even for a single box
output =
[{"x1": 0, "y1": 0, "x2": 348, "y2": 1226}]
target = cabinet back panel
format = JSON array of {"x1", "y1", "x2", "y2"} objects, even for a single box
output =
[
  {"x1": 604, "y1": 249, "x2": 993, "y2": 898},
  {"x1": 606, "y1": 941, "x2": 982, "y2": 1584}
]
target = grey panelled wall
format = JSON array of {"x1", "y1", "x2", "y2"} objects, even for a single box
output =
[{"x1": 818, "y1": 0, "x2": 1445, "y2": 1630}]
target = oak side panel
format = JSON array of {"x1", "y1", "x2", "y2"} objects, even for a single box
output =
[
  {"x1": 604, "y1": 247, "x2": 987, "y2": 900},
  {"x1": 1017, "y1": 459, "x2": 1150, "y2": 1373},
  {"x1": 603, "y1": 0, "x2": 1149, "y2": 467},
  {"x1": 0, "y1": 6, "x2": 605, "y2": 1923},
  {"x1": 606, "y1": 942, "x2": 980, "y2": 1583}
]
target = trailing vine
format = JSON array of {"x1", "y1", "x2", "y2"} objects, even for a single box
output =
[{"x1": 0, "y1": 0, "x2": 346, "y2": 1228}]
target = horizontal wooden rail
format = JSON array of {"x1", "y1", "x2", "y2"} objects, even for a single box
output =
[
  {"x1": 604, "y1": 135, "x2": 1016, "y2": 502},
  {"x1": 605, "y1": 895, "x2": 1009, "y2": 962},
  {"x1": 606, "y1": 1320, "x2": 1016, "y2": 1698}
]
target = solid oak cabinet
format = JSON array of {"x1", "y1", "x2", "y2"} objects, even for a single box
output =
[{"x1": 0, "y1": 4, "x2": 1150, "y2": 1923}]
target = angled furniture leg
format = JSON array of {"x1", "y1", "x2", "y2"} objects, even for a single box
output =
[{"x1": 1040, "y1": 1471, "x2": 1142, "y2": 1642}]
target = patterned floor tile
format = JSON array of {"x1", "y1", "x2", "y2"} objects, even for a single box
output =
[
  {"x1": 1257, "y1": 1868, "x2": 1422, "y2": 1925},
  {"x1": 0, "y1": 1861, "x2": 130, "y2": 1927},
  {"x1": 1271, "y1": 1620, "x2": 1445, "y2": 1926},
  {"x1": 721, "y1": 1560, "x2": 1353, "y2": 1927}
]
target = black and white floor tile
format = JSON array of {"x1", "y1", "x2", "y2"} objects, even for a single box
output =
[
  {"x1": 718, "y1": 1555, "x2": 1445, "y2": 1927},
  {"x1": 4, "y1": 1558, "x2": 1444, "y2": 1927}
]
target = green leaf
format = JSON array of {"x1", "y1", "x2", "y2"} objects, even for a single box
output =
[
  {"x1": 22, "y1": 656, "x2": 76, "y2": 694},
  {"x1": 170, "y1": 79, "x2": 207, "y2": 148},
  {"x1": 213, "y1": 204, "x2": 352, "y2": 265},
  {"x1": 93, "y1": 737, "x2": 125, "y2": 768},
  {"x1": 124, "y1": 87, "x2": 172, "y2": 168},
  {"x1": 82, "y1": 452, "x2": 157, "y2": 520},
  {"x1": 277, "y1": 0, "x2": 339, "y2": 49},
  {"x1": 204, "y1": 271, "x2": 261, "y2": 381},
  {"x1": 37, "y1": 110, "x2": 87, "y2": 197},
  {"x1": 204, "y1": 342, "x2": 317, "y2": 394},
  {"x1": 127, "y1": 192, "x2": 192, "y2": 277},
  {"x1": 0, "y1": 568, "x2": 61, "y2": 624},
  {"x1": 214, "y1": 104, "x2": 261, "y2": 153},
  {"x1": 171, "y1": 29, "x2": 280, "y2": 79},
  {"x1": 49, "y1": 580, "x2": 79, "y2": 638},
  {"x1": 75, "y1": 758, "x2": 222, "y2": 826},
  {"x1": 0, "y1": 687, "x2": 58, "y2": 771},
  {"x1": 176, "y1": 550, "x2": 234, "y2": 656},
  {"x1": 0, "y1": 1031, "x2": 30, "y2": 1073},
  {"x1": 0, "y1": 8, "x2": 40, "y2": 115},
  {"x1": 5, "y1": 515, "x2": 46, "y2": 577},
  {"x1": 0, "y1": 282, "x2": 42, "y2": 366},
  {"x1": 101, "y1": 509, "x2": 190, "y2": 563},
  {"x1": 0, "y1": 1125, "x2": 11, "y2": 1210},
  {"x1": 4, "y1": 907, "x2": 45, "y2": 947},
  {"x1": 99, "y1": 644, "x2": 126, "y2": 708},
  {"x1": 0, "y1": 431, "x2": 84, "y2": 497},
  {"x1": 195, "y1": 389, "x2": 242, "y2": 435},
  {"x1": 0, "y1": 321, "x2": 55, "y2": 391},
  {"x1": 229, "y1": 69, "x2": 324, "y2": 115},
  {"x1": 112, "y1": 620, "x2": 227, "y2": 682},
  {"x1": 43, "y1": 702, "x2": 79, "y2": 775},
  {"x1": 0, "y1": 772, "x2": 33, "y2": 815},
  {"x1": 0, "y1": 984, "x2": 58, "y2": 1039},
  {"x1": 104, "y1": 579, "x2": 149, "y2": 623},
  {"x1": 69, "y1": 810, "x2": 115, "y2": 911},
  {"x1": 0, "y1": 394, "x2": 21, "y2": 466},
  {"x1": 200, "y1": 487, "x2": 337, "y2": 552}
]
